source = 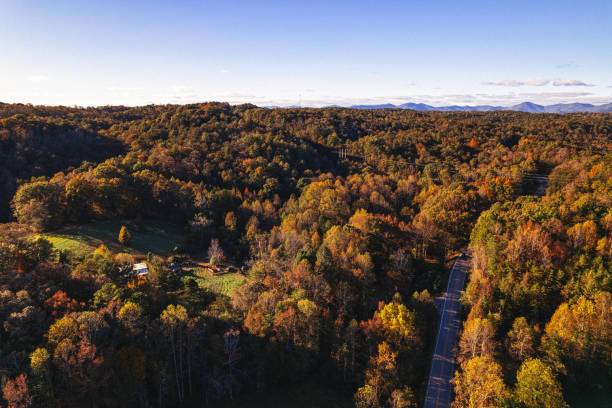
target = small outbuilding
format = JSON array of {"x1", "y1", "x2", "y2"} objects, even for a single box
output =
[{"x1": 133, "y1": 263, "x2": 149, "y2": 276}]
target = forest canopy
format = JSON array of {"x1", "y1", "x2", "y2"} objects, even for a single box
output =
[{"x1": 0, "y1": 102, "x2": 610, "y2": 407}]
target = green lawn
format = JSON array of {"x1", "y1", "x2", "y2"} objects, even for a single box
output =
[
  {"x1": 567, "y1": 391, "x2": 612, "y2": 408},
  {"x1": 182, "y1": 267, "x2": 247, "y2": 297},
  {"x1": 37, "y1": 220, "x2": 245, "y2": 296},
  {"x1": 37, "y1": 219, "x2": 185, "y2": 259}
]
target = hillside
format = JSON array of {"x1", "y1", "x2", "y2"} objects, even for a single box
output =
[{"x1": 0, "y1": 103, "x2": 610, "y2": 407}]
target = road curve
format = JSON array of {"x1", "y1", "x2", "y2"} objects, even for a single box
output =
[{"x1": 423, "y1": 253, "x2": 470, "y2": 408}]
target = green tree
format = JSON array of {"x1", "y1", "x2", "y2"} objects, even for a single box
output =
[
  {"x1": 12, "y1": 181, "x2": 64, "y2": 231},
  {"x1": 92, "y1": 283, "x2": 124, "y2": 309}
]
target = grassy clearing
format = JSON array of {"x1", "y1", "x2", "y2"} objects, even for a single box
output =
[
  {"x1": 566, "y1": 391, "x2": 612, "y2": 408},
  {"x1": 38, "y1": 219, "x2": 185, "y2": 259},
  {"x1": 182, "y1": 267, "x2": 246, "y2": 297},
  {"x1": 37, "y1": 220, "x2": 245, "y2": 297}
]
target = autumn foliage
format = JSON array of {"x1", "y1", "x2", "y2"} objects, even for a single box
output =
[{"x1": 0, "y1": 103, "x2": 609, "y2": 406}]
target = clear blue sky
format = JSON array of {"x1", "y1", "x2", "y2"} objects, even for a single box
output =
[{"x1": 1, "y1": 0, "x2": 611, "y2": 107}]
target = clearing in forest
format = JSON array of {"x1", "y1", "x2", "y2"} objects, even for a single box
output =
[{"x1": 36, "y1": 219, "x2": 185, "y2": 259}]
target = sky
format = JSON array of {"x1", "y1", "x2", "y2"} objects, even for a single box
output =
[{"x1": 1, "y1": 0, "x2": 611, "y2": 107}]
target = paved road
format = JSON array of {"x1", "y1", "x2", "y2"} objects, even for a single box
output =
[
  {"x1": 423, "y1": 253, "x2": 470, "y2": 408},
  {"x1": 423, "y1": 177, "x2": 547, "y2": 408}
]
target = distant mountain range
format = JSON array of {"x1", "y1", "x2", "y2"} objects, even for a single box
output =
[{"x1": 346, "y1": 101, "x2": 612, "y2": 113}]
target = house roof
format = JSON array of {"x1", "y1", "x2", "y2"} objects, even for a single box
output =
[{"x1": 134, "y1": 263, "x2": 149, "y2": 275}]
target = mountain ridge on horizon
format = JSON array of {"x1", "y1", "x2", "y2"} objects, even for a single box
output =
[
  {"x1": 345, "y1": 101, "x2": 612, "y2": 113},
  {"x1": 2, "y1": 100, "x2": 611, "y2": 113}
]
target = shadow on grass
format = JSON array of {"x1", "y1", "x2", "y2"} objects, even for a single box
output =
[{"x1": 40, "y1": 219, "x2": 185, "y2": 258}]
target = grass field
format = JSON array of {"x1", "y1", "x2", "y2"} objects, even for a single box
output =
[
  {"x1": 37, "y1": 219, "x2": 185, "y2": 259},
  {"x1": 566, "y1": 391, "x2": 612, "y2": 408},
  {"x1": 182, "y1": 267, "x2": 247, "y2": 296}
]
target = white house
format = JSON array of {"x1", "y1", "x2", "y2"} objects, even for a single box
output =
[{"x1": 133, "y1": 263, "x2": 149, "y2": 276}]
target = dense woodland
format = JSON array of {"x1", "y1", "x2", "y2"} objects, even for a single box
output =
[{"x1": 0, "y1": 102, "x2": 610, "y2": 407}]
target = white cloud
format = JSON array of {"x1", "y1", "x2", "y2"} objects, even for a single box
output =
[
  {"x1": 222, "y1": 92, "x2": 258, "y2": 98},
  {"x1": 484, "y1": 78, "x2": 550, "y2": 87},
  {"x1": 524, "y1": 79, "x2": 551, "y2": 86},
  {"x1": 556, "y1": 61, "x2": 579, "y2": 69},
  {"x1": 27, "y1": 75, "x2": 49, "y2": 82},
  {"x1": 484, "y1": 78, "x2": 596, "y2": 88},
  {"x1": 516, "y1": 92, "x2": 593, "y2": 100},
  {"x1": 170, "y1": 85, "x2": 194, "y2": 93},
  {"x1": 107, "y1": 86, "x2": 145, "y2": 92},
  {"x1": 552, "y1": 79, "x2": 593, "y2": 87}
]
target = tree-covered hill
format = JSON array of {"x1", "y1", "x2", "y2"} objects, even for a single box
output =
[{"x1": 0, "y1": 103, "x2": 610, "y2": 407}]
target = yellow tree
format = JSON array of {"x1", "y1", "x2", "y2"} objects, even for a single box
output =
[
  {"x1": 297, "y1": 298, "x2": 321, "y2": 350},
  {"x1": 458, "y1": 317, "x2": 495, "y2": 363},
  {"x1": 567, "y1": 220, "x2": 598, "y2": 250},
  {"x1": 118, "y1": 225, "x2": 131, "y2": 245},
  {"x1": 452, "y1": 356, "x2": 508, "y2": 408},
  {"x1": 160, "y1": 304, "x2": 189, "y2": 402},
  {"x1": 224, "y1": 211, "x2": 237, "y2": 231},
  {"x1": 30, "y1": 348, "x2": 50, "y2": 376},
  {"x1": 379, "y1": 300, "x2": 417, "y2": 349},
  {"x1": 349, "y1": 208, "x2": 373, "y2": 235},
  {"x1": 47, "y1": 315, "x2": 79, "y2": 345},
  {"x1": 354, "y1": 341, "x2": 398, "y2": 408},
  {"x1": 118, "y1": 301, "x2": 144, "y2": 341},
  {"x1": 514, "y1": 359, "x2": 568, "y2": 408},
  {"x1": 506, "y1": 317, "x2": 535, "y2": 361},
  {"x1": 29, "y1": 348, "x2": 51, "y2": 400},
  {"x1": 541, "y1": 291, "x2": 612, "y2": 383},
  {"x1": 354, "y1": 384, "x2": 378, "y2": 408},
  {"x1": 388, "y1": 387, "x2": 416, "y2": 408}
]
